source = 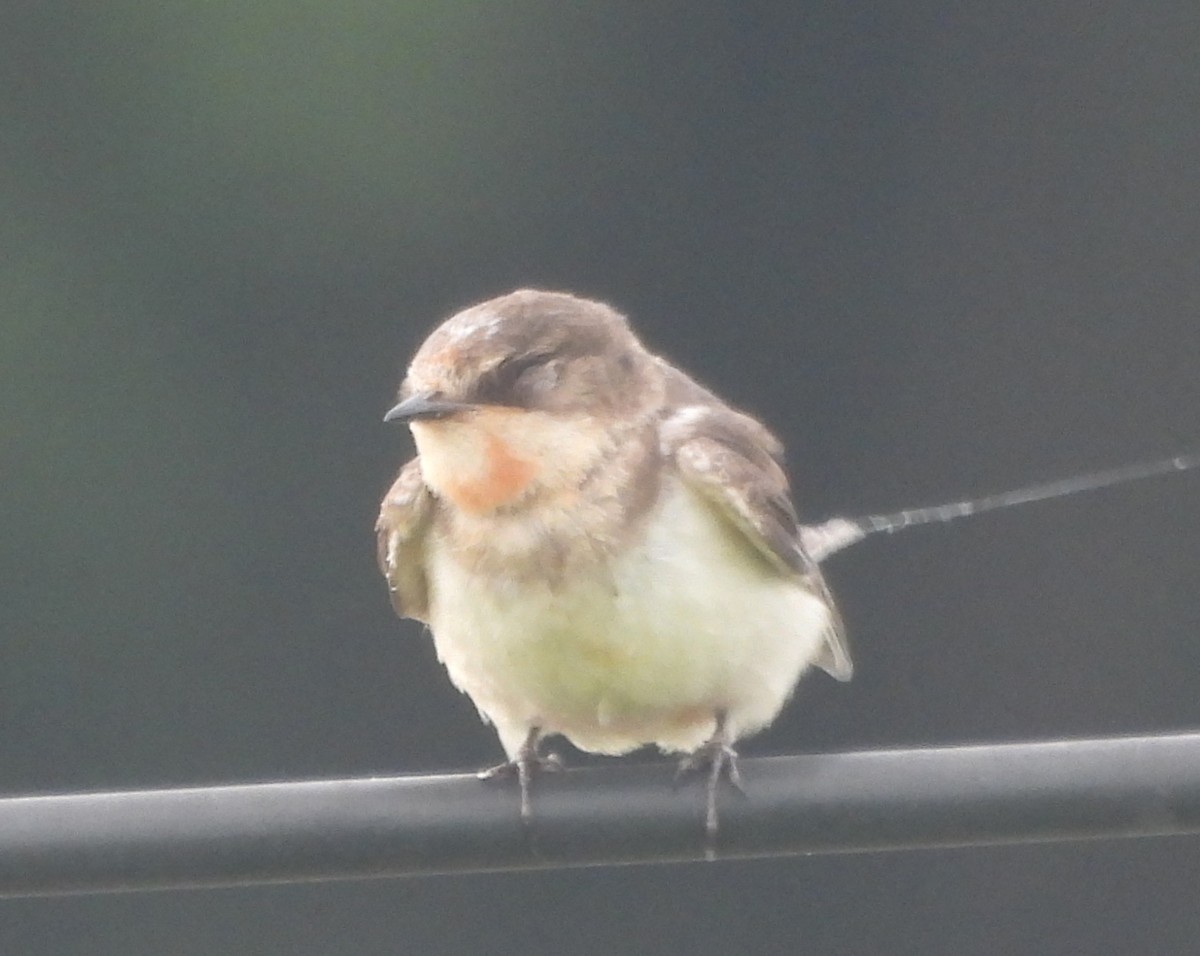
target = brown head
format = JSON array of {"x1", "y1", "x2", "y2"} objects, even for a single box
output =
[{"x1": 385, "y1": 290, "x2": 664, "y2": 514}]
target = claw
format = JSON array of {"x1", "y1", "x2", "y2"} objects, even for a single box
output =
[
  {"x1": 477, "y1": 727, "x2": 561, "y2": 823},
  {"x1": 675, "y1": 712, "x2": 743, "y2": 853}
]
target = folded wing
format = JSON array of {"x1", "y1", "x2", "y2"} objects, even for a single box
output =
[
  {"x1": 375, "y1": 458, "x2": 434, "y2": 623},
  {"x1": 659, "y1": 384, "x2": 853, "y2": 682}
]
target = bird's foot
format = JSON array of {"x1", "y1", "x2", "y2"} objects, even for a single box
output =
[
  {"x1": 675, "y1": 714, "x2": 744, "y2": 852},
  {"x1": 477, "y1": 728, "x2": 562, "y2": 823}
]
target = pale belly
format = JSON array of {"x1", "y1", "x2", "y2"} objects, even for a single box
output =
[{"x1": 425, "y1": 479, "x2": 831, "y2": 756}]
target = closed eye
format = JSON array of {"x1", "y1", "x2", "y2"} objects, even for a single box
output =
[{"x1": 474, "y1": 352, "x2": 556, "y2": 405}]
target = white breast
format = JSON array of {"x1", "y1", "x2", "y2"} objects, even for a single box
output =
[{"x1": 425, "y1": 476, "x2": 832, "y2": 757}]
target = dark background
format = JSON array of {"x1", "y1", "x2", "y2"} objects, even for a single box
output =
[{"x1": 4, "y1": 2, "x2": 1200, "y2": 953}]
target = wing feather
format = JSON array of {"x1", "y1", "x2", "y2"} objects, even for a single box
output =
[
  {"x1": 375, "y1": 458, "x2": 434, "y2": 622},
  {"x1": 662, "y1": 400, "x2": 853, "y2": 681}
]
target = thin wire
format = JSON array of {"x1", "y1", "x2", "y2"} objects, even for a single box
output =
[{"x1": 856, "y1": 450, "x2": 1200, "y2": 537}]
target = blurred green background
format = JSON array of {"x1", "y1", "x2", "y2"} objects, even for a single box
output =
[{"x1": 3, "y1": 2, "x2": 1200, "y2": 953}]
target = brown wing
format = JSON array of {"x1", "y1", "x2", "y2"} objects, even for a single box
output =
[
  {"x1": 661, "y1": 397, "x2": 853, "y2": 681},
  {"x1": 375, "y1": 458, "x2": 434, "y2": 623}
]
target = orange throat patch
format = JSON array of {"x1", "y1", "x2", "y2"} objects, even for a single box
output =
[{"x1": 441, "y1": 430, "x2": 538, "y2": 514}]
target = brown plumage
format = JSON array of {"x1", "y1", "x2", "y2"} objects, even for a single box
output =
[{"x1": 376, "y1": 289, "x2": 851, "y2": 838}]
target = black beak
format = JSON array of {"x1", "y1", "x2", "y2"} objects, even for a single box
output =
[{"x1": 383, "y1": 393, "x2": 474, "y2": 423}]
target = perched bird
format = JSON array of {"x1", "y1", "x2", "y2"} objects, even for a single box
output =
[{"x1": 376, "y1": 289, "x2": 851, "y2": 839}]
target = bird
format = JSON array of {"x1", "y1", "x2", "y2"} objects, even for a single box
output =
[{"x1": 376, "y1": 289, "x2": 852, "y2": 841}]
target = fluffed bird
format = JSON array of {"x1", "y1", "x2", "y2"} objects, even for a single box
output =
[{"x1": 377, "y1": 289, "x2": 851, "y2": 839}]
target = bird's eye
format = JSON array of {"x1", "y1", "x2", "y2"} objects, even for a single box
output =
[{"x1": 475, "y1": 352, "x2": 557, "y2": 404}]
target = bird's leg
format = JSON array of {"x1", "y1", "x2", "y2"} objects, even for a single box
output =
[
  {"x1": 675, "y1": 711, "x2": 744, "y2": 846},
  {"x1": 477, "y1": 726, "x2": 563, "y2": 823}
]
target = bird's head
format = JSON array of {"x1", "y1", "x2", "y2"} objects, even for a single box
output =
[{"x1": 385, "y1": 290, "x2": 662, "y2": 514}]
